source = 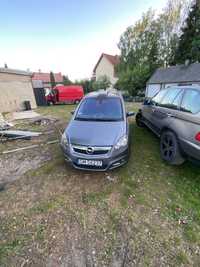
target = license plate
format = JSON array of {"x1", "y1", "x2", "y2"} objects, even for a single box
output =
[{"x1": 78, "y1": 159, "x2": 103, "y2": 167}]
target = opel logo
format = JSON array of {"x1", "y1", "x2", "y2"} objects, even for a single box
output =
[{"x1": 87, "y1": 147, "x2": 94, "y2": 154}]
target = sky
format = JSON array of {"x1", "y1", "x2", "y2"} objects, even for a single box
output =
[{"x1": 0, "y1": 0, "x2": 167, "y2": 80}]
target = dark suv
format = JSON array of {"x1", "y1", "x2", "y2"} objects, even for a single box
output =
[{"x1": 136, "y1": 86, "x2": 200, "y2": 165}]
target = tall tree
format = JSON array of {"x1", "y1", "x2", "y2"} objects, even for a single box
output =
[
  {"x1": 50, "y1": 71, "x2": 56, "y2": 89},
  {"x1": 116, "y1": 0, "x2": 189, "y2": 95},
  {"x1": 158, "y1": 0, "x2": 189, "y2": 66},
  {"x1": 175, "y1": 0, "x2": 200, "y2": 63},
  {"x1": 63, "y1": 75, "x2": 72, "y2": 85}
]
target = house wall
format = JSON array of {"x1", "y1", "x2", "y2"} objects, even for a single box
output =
[
  {"x1": 0, "y1": 73, "x2": 37, "y2": 112},
  {"x1": 95, "y1": 56, "x2": 118, "y2": 86}
]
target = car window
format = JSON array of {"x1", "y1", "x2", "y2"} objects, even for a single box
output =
[
  {"x1": 171, "y1": 90, "x2": 184, "y2": 109},
  {"x1": 159, "y1": 88, "x2": 182, "y2": 109},
  {"x1": 75, "y1": 97, "x2": 124, "y2": 121},
  {"x1": 181, "y1": 89, "x2": 200, "y2": 114},
  {"x1": 152, "y1": 89, "x2": 168, "y2": 105}
]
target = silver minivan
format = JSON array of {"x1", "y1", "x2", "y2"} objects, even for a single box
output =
[
  {"x1": 61, "y1": 90, "x2": 134, "y2": 171},
  {"x1": 136, "y1": 86, "x2": 200, "y2": 165}
]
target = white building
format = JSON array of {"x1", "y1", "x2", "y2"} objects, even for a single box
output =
[
  {"x1": 93, "y1": 53, "x2": 120, "y2": 86},
  {"x1": 0, "y1": 68, "x2": 37, "y2": 112},
  {"x1": 146, "y1": 63, "x2": 200, "y2": 98}
]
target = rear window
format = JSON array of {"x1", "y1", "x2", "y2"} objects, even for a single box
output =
[
  {"x1": 75, "y1": 97, "x2": 123, "y2": 121},
  {"x1": 181, "y1": 89, "x2": 200, "y2": 114}
]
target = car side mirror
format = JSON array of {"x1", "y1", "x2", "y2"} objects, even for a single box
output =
[
  {"x1": 71, "y1": 110, "x2": 75, "y2": 115},
  {"x1": 126, "y1": 111, "x2": 135, "y2": 117},
  {"x1": 144, "y1": 99, "x2": 152, "y2": 106}
]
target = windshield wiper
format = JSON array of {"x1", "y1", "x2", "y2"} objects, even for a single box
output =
[{"x1": 75, "y1": 117, "x2": 121, "y2": 122}]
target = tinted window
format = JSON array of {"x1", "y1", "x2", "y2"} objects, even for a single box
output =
[
  {"x1": 159, "y1": 88, "x2": 182, "y2": 108},
  {"x1": 181, "y1": 90, "x2": 200, "y2": 114},
  {"x1": 75, "y1": 97, "x2": 123, "y2": 121},
  {"x1": 152, "y1": 89, "x2": 168, "y2": 104}
]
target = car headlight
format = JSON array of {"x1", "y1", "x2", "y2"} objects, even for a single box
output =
[
  {"x1": 61, "y1": 133, "x2": 69, "y2": 147},
  {"x1": 114, "y1": 135, "x2": 128, "y2": 150}
]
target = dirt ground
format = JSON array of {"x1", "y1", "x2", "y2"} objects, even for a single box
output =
[{"x1": 1, "y1": 103, "x2": 200, "y2": 267}]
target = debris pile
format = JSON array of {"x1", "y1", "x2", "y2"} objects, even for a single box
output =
[
  {"x1": 0, "y1": 130, "x2": 42, "y2": 141},
  {"x1": 0, "y1": 113, "x2": 13, "y2": 130},
  {"x1": 31, "y1": 116, "x2": 59, "y2": 126}
]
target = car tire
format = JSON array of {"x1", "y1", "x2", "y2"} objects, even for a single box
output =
[
  {"x1": 74, "y1": 100, "x2": 80, "y2": 104},
  {"x1": 136, "y1": 112, "x2": 145, "y2": 127},
  {"x1": 160, "y1": 131, "x2": 185, "y2": 165}
]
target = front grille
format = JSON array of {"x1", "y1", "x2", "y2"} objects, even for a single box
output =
[{"x1": 72, "y1": 145, "x2": 111, "y2": 155}]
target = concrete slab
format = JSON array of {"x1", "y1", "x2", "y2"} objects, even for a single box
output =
[{"x1": 11, "y1": 110, "x2": 40, "y2": 120}]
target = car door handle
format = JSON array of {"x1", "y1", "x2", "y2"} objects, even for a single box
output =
[{"x1": 167, "y1": 113, "x2": 173, "y2": 117}]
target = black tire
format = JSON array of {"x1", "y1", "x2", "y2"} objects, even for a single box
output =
[
  {"x1": 160, "y1": 131, "x2": 185, "y2": 165},
  {"x1": 136, "y1": 112, "x2": 145, "y2": 127},
  {"x1": 74, "y1": 100, "x2": 80, "y2": 105}
]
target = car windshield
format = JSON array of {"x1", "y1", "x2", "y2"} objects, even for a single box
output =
[{"x1": 75, "y1": 97, "x2": 123, "y2": 121}]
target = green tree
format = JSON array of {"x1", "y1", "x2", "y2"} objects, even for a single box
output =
[
  {"x1": 75, "y1": 79, "x2": 95, "y2": 94},
  {"x1": 115, "y1": 65, "x2": 150, "y2": 96},
  {"x1": 116, "y1": 0, "x2": 188, "y2": 95},
  {"x1": 175, "y1": 0, "x2": 200, "y2": 63},
  {"x1": 50, "y1": 71, "x2": 56, "y2": 88},
  {"x1": 93, "y1": 76, "x2": 111, "y2": 90},
  {"x1": 117, "y1": 10, "x2": 160, "y2": 94},
  {"x1": 63, "y1": 75, "x2": 72, "y2": 85},
  {"x1": 158, "y1": 0, "x2": 189, "y2": 66}
]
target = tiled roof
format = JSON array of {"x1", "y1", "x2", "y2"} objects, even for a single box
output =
[
  {"x1": 148, "y1": 63, "x2": 200, "y2": 84},
  {"x1": 32, "y1": 72, "x2": 63, "y2": 83},
  {"x1": 93, "y1": 53, "x2": 120, "y2": 72}
]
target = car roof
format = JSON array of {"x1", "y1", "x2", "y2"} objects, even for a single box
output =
[
  {"x1": 85, "y1": 89, "x2": 122, "y2": 99},
  {"x1": 165, "y1": 85, "x2": 200, "y2": 91}
]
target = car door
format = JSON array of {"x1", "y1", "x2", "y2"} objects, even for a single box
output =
[
  {"x1": 150, "y1": 87, "x2": 184, "y2": 134},
  {"x1": 174, "y1": 89, "x2": 200, "y2": 152},
  {"x1": 142, "y1": 89, "x2": 168, "y2": 127}
]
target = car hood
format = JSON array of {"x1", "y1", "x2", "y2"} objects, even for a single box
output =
[{"x1": 65, "y1": 120, "x2": 126, "y2": 146}]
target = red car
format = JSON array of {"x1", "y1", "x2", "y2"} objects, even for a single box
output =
[{"x1": 46, "y1": 85, "x2": 84, "y2": 105}]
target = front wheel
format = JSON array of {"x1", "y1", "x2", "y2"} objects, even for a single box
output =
[
  {"x1": 136, "y1": 112, "x2": 145, "y2": 127},
  {"x1": 160, "y1": 131, "x2": 185, "y2": 165}
]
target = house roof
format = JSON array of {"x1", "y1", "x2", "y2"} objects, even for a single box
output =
[
  {"x1": 93, "y1": 53, "x2": 120, "y2": 73},
  {"x1": 0, "y1": 68, "x2": 32, "y2": 76},
  {"x1": 32, "y1": 72, "x2": 63, "y2": 83},
  {"x1": 148, "y1": 63, "x2": 200, "y2": 84}
]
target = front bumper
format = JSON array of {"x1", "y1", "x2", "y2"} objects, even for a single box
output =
[{"x1": 61, "y1": 144, "x2": 129, "y2": 171}]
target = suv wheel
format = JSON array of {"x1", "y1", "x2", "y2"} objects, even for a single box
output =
[
  {"x1": 160, "y1": 131, "x2": 185, "y2": 165},
  {"x1": 136, "y1": 112, "x2": 145, "y2": 127}
]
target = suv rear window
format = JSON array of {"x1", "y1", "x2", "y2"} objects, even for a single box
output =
[
  {"x1": 181, "y1": 89, "x2": 200, "y2": 114},
  {"x1": 75, "y1": 97, "x2": 123, "y2": 121}
]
